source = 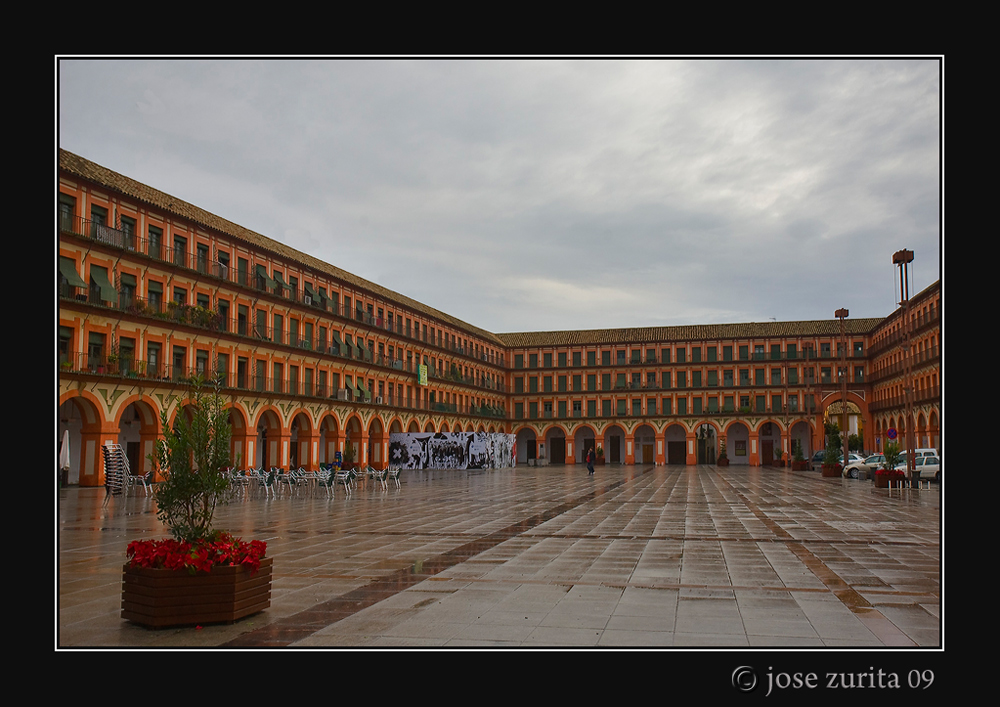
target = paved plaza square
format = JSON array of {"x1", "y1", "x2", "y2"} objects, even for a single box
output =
[{"x1": 57, "y1": 464, "x2": 941, "y2": 649}]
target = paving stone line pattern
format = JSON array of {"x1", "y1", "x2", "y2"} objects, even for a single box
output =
[{"x1": 57, "y1": 465, "x2": 940, "y2": 648}]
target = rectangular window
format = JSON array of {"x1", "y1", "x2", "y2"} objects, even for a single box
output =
[
  {"x1": 707, "y1": 347, "x2": 717, "y2": 362},
  {"x1": 602, "y1": 350, "x2": 611, "y2": 366},
  {"x1": 558, "y1": 352, "x2": 567, "y2": 367},
  {"x1": 273, "y1": 314, "x2": 284, "y2": 344},
  {"x1": 677, "y1": 397, "x2": 687, "y2": 415},
  {"x1": 691, "y1": 347, "x2": 701, "y2": 362},
  {"x1": 723, "y1": 346, "x2": 733, "y2": 361},
  {"x1": 677, "y1": 348, "x2": 686, "y2": 363},
  {"x1": 147, "y1": 342, "x2": 160, "y2": 376},
  {"x1": 662, "y1": 397, "x2": 671, "y2": 415},
  {"x1": 543, "y1": 353, "x2": 552, "y2": 368},
  {"x1": 587, "y1": 351, "x2": 596, "y2": 366},
  {"x1": 587, "y1": 400, "x2": 597, "y2": 417},
  {"x1": 647, "y1": 398, "x2": 657, "y2": 415},
  {"x1": 572, "y1": 352, "x2": 581, "y2": 366}
]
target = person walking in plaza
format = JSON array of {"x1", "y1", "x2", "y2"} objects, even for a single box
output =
[{"x1": 586, "y1": 446, "x2": 595, "y2": 475}]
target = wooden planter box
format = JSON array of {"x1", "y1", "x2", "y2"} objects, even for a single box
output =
[
  {"x1": 122, "y1": 557, "x2": 272, "y2": 628},
  {"x1": 821, "y1": 463, "x2": 842, "y2": 477},
  {"x1": 718, "y1": 458, "x2": 729, "y2": 466},
  {"x1": 792, "y1": 461, "x2": 809, "y2": 471}
]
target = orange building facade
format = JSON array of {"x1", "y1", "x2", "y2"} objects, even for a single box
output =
[{"x1": 56, "y1": 150, "x2": 941, "y2": 485}]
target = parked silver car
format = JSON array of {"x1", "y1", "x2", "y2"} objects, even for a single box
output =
[{"x1": 843, "y1": 453, "x2": 886, "y2": 479}]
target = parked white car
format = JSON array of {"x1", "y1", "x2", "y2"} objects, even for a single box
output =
[{"x1": 894, "y1": 455, "x2": 941, "y2": 482}]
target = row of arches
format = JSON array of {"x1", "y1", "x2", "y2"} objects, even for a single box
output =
[
  {"x1": 58, "y1": 386, "x2": 925, "y2": 485},
  {"x1": 872, "y1": 410, "x2": 941, "y2": 453},
  {"x1": 57, "y1": 389, "x2": 502, "y2": 486},
  {"x1": 512, "y1": 419, "x2": 818, "y2": 467}
]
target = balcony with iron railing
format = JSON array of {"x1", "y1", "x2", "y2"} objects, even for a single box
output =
[
  {"x1": 62, "y1": 214, "x2": 508, "y2": 369},
  {"x1": 511, "y1": 401, "x2": 819, "y2": 421},
  {"x1": 867, "y1": 345, "x2": 940, "y2": 383},
  {"x1": 58, "y1": 353, "x2": 508, "y2": 420},
  {"x1": 868, "y1": 384, "x2": 941, "y2": 413},
  {"x1": 58, "y1": 284, "x2": 509, "y2": 395}
]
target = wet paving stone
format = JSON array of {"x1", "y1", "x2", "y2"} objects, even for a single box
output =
[{"x1": 58, "y1": 464, "x2": 940, "y2": 648}]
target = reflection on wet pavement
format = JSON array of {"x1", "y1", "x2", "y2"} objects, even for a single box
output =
[{"x1": 58, "y1": 465, "x2": 940, "y2": 648}]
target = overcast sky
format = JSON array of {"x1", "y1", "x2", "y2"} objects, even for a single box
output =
[{"x1": 57, "y1": 58, "x2": 941, "y2": 334}]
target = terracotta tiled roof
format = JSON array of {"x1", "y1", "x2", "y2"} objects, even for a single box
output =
[
  {"x1": 58, "y1": 149, "x2": 506, "y2": 346},
  {"x1": 495, "y1": 318, "x2": 885, "y2": 348}
]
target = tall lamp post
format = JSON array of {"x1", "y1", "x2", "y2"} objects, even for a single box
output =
[
  {"x1": 893, "y1": 249, "x2": 916, "y2": 487},
  {"x1": 836, "y1": 308, "x2": 849, "y2": 470}
]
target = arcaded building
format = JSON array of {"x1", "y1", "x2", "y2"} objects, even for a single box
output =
[{"x1": 57, "y1": 149, "x2": 941, "y2": 485}]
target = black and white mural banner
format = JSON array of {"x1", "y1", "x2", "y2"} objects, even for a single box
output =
[{"x1": 388, "y1": 432, "x2": 516, "y2": 470}]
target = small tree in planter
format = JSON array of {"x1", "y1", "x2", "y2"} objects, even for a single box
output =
[
  {"x1": 874, "y1": 442, "x2": 905, "y2": 488},
  {"x1": 822, "y1": 421, "x2": 843, "y2": 477},
  {"x1": 121, "y1": 376, "x2": 271, "y2": 628},
  {"x1": 596, "y1": 445, "x2": 605, "y2": 465},
  {"x1": 718, "y1": 441, "x2": 729, "y2": 466},
  {"x1": 150, "y1": 377, "x2": 233, "y2": 542},
  {"x1": 792, "y1": 440, "x2": 808, "y2": 470}
]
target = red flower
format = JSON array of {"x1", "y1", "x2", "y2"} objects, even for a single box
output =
[{"x1": 125, "y1": 535, "x2": 267, "y2": 574}]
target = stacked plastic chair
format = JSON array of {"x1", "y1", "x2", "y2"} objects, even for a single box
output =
[{"x1": 102, "y1": 443, "x2": 129, "y2": 506}]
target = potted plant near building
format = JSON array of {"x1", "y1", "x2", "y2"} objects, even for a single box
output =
[
  {"x1": 821, "y1": 422, "x2": 843, "y2": 477},
  {"x1": 121, "y1": 376, "x2": 271, "y2": 628},
  {"x1": 718, "y1": 441, "x2": 729, "y2": 466},
  {"x1": 874, "y1": 442, "x2": 904, "y2": 489},
  {"x1": 595, "y1": 445, "x2": 605, "y2": 466},
  {"x1": 791, "y1": 441, "x2": 808, "y2": 471}
]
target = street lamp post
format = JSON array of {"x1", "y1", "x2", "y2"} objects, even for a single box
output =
[
  {"x1": 836, "y1": 308, "x2": 849, "y2": 472},
  {"x1": 893, "y1": 249, "x2": 916, "y2": 487}
]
